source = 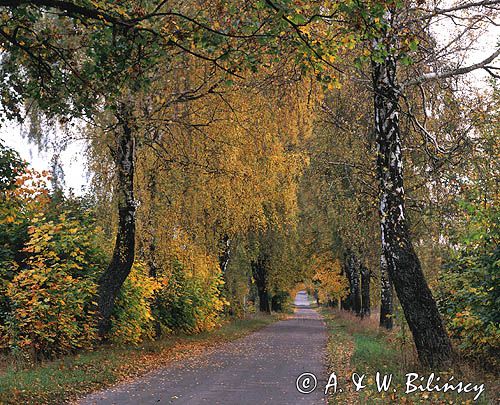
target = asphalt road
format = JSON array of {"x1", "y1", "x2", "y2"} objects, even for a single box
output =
[{"x1": 78, "y1": 291, "x2": 327, "y2": 405}]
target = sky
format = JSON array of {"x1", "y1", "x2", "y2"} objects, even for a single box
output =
[
  {"x1": 0, "y1": 9, "x2": 498, "y2": 196},
  {"x1": 0, "y1": 121, "x2": 89, "y2": 193}
]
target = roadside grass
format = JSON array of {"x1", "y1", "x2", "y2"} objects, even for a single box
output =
[
  {"x1": 0, "y1": 314, "x2": 278, "y2": 405},
  {"x1": 322, "y1": 309, "x2": 497, "y2": 404}
]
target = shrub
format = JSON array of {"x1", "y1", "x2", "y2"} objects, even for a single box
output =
[
  {"x1": 4, "y1": 216, "x2": 100, "y2": 359},
  {"x1": 155, "y1": 259, "x2": 228, "y2": 333},
  {"x1": 0, "y1": 168, "x2": 51, "y2": 327},
  {"x1": 110, "y1": 262, "x2": 160, "y2": 344},
  {"x1": 437, "y1": 200, "x2": 499, "y2": 370}
]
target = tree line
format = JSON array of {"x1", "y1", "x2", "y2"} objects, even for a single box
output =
[{"x1": 0, "y1": 0, "x2": 498, "y2": 370}]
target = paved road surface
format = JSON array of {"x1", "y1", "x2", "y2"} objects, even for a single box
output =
[{"x1": 78, "y1": 291, "x2": 327, "y2": 405}]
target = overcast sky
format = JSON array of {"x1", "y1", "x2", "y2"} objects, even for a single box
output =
[{"x1": 0, "y1": 121, "x2": 89, "y2": 193}]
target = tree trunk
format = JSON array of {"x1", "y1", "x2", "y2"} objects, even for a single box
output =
[
  {"x1": 219, "y1": 235, "x2": 231, "y2": 274},
  {"x1": 259, "y1": 290, "x2": 270, "y2": 313},
  {"x1": 252, "y1": 260, "x2": 270, "y2": 313},
  {"x1": 271, "y1": 295, "x2": 282, "y2": 312},
  {"x1": 360, "y1": 264, "x2": 371, "y2": 318},
  {"x1": 350, "y1": 254, "x2": 361, "y2": 316},
  {"x1": 97, "y1": 108, "x2": 136, "y2": 338},
  {"x1": 372, "y1": 34, "x2": 453, "y2": 366},
  {"x1": 218, "y1": 235, "x2": 234, "y2": 316},
  {"x1": 345, "y1": 250, "x2": 361, "y2": 316},
  {"x1": 341, "y1": 257, "x2": 351, "y2": 311},
  {"x1": 379, "y1": 252, "x2": 393, "y2": 330}
]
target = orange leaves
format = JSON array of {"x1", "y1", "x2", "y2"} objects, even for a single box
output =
[
  {"x1": 2, "y1": 168, "x2": 51, "y2": 226},
  {"x1": 312, "y1": 254, "x2": 349, "y2": 302},
  {"x1": 6, "y1": 262, "x2": 97, "y2": 358},
  {"x1": 10, "y1": 168, "x2": 50, "y2": 199},
  {"x1": 4, "y1": 215, "x2": 15, "y2": 223}
]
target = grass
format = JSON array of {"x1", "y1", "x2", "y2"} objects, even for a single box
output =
[
  {"x1": 0, "y1": 314, "x2": 278, "y2": 405},
  {"x1": 351, "y1": 333, "x2": 399, "y2": 372},
  {"x1": 321, "y1": 309, "x2": 498, "y2": 404}
]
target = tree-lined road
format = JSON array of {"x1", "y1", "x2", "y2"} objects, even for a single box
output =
[{"x1": 79, "y1": 291, "x2": 327, "y2": 405}]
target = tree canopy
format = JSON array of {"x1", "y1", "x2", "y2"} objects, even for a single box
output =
[{"x1": 0, "y1": 0, "x2": 498, "y2": 372}]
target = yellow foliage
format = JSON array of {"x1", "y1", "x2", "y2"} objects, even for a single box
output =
[
  {"x1": 3, "y1": 216, "x2": 99, "y2": 359},
  {"x1": 312, "y1": 255, "x2": 348, "y2": 303},
  {"x1": 111, "y1": 262, "x2": 161, "y2": 344}
]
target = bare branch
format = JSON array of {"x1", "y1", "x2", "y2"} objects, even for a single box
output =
[
  {"x1": 405, "y1": 47, "x2": 500, "y2": 86},
  {"x1": 414, "y1": 0, "x2": 500, "y2": 20}
]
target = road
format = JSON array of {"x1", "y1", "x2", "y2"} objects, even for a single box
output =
[{"x1": 78, "y1": 291, "x2": 327, "y2": 405}]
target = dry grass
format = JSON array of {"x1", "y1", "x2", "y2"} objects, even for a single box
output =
[{"x1": 333, "y1": 309, "x2": 384, "y2": 333}]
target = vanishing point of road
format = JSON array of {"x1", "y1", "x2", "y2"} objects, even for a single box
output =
[{"x1": 78, "y1": 291, "x2": 327, "y2": 405}]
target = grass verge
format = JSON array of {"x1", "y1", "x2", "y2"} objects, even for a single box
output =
[
  {"x1": 0, "y1": 314, "x2": 278, "y2": 405},
  {"x1": 321, "y1": 308, "x2": 498, "y2": 404}
]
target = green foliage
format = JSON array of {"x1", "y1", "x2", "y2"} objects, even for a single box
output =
[
  {"x1": 0, "y1": 141, "x2": 26, "y2": 191},
  {"x1": 155, "y1": 260, "x2": 227, "y2": 333},
  {"x1": 0, "y1": 165, "x2": 110, "y2": 359},
  {"x1": 3, "y1": 215, "x2": 101, "y2": 360},
  {"x1": 437, "y1": 199, "x2": 500, "y2": 369},
  {"x1": 110, "y1": 262, "x2": 159, "y2": 344}
]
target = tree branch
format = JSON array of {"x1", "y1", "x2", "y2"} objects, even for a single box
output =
[
  {"x1": 405, "y1": 47, "x2": 500, "y2": 86},
  {"x1": 414, "y1": 0, "x2": 500, "y2": 20},
  {"x1": 0, "y1": 0, "x2": 129, "y2": 26}
]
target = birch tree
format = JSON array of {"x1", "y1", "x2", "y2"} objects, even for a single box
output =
[{"x1": 363, "y1": 0, "x2": 499, "y2": 366}]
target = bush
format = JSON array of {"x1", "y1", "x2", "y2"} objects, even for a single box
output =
[
  {"x1": 155, "y1": 260, "x2": 228, "y2": 333},
  {"x1": 4, "y1": 216, "x2": 100, "y2": 360},
  {"x1": 110, "y1": 262, "x2": 160, "y2": 344},
  {"x1": 0, "y1": 168, "x2": 51, "y2": 326},
  {"x1": 437, "y1": 200, "x2": 500, "y2": 370}
]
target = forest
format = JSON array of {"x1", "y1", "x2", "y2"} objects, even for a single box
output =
[{"x1": 0, "y1": 0, "x2": 498, "y2": 403}]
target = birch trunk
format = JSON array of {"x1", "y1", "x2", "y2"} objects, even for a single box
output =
[
  {"x1": 379, "y1": 252, "x2": 394, "y2": 330},
  {"x1": 372, "y1": 34, "x2": 453, "y2": 365},
  {"x1": 350, "y1": 253, "x2": 362, "y2": 316},
  {"x1": 219, "y1": 235, "x2": 231, "y2": 274}
]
